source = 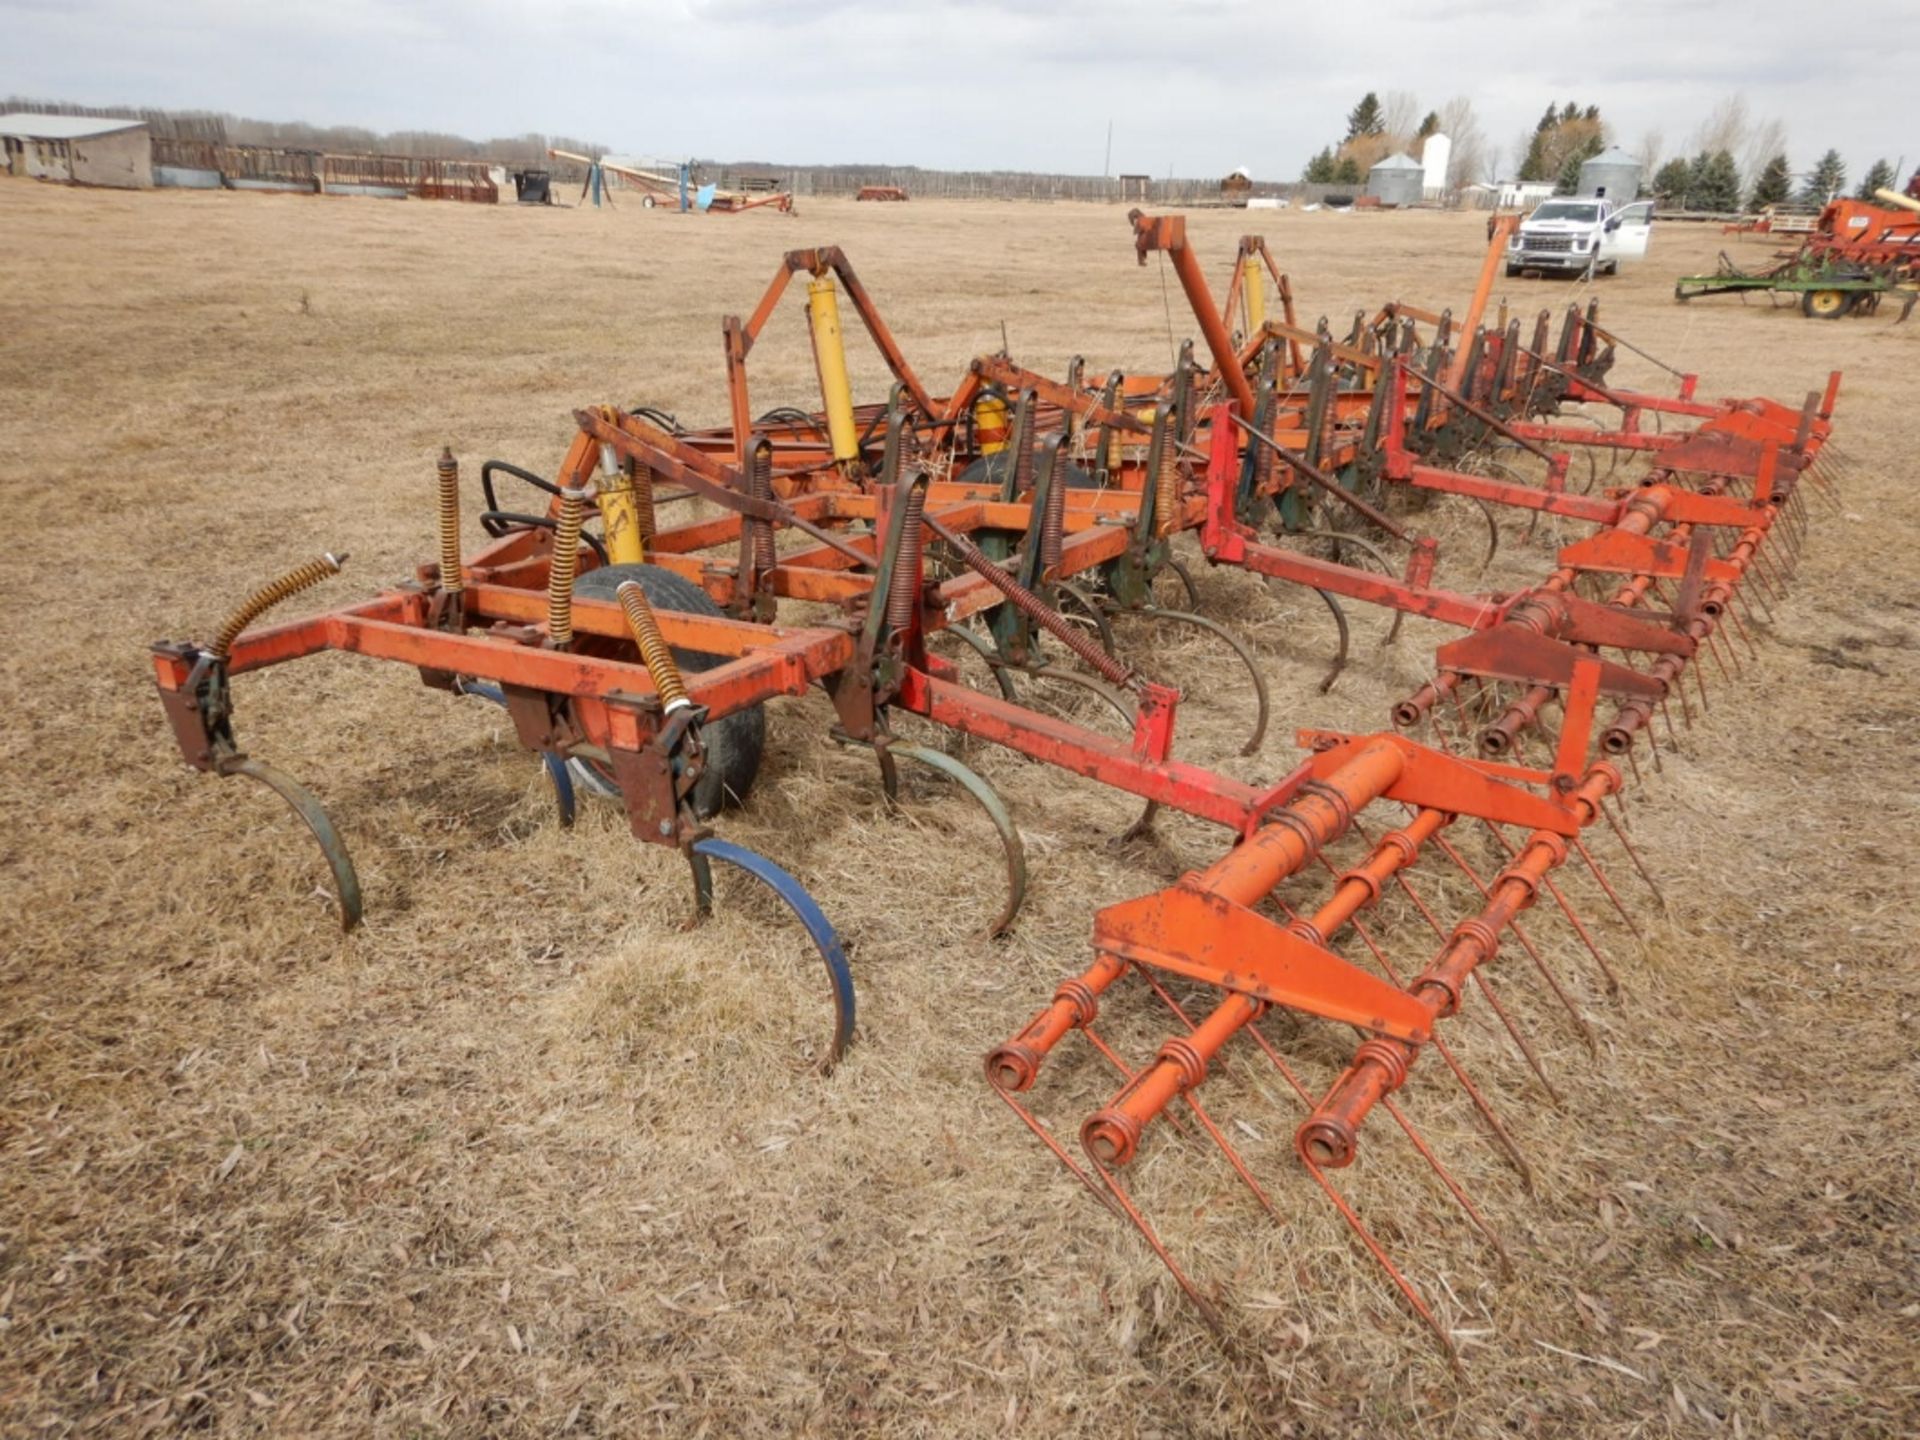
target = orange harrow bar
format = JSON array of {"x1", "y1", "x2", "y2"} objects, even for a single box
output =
[{"x1": 989, "y1": 375, "x2": 1838, "y2": 1354}]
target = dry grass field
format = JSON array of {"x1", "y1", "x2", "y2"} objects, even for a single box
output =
[{"x1": 1, "y1": 180, "x2": 1916, "y2": 1438}]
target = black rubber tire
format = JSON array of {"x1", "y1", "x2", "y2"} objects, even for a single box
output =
[
  {"x1": 1506, "y1": 263, "x2": 1521, "y2": 277},
  {"x1": 956, "y1": 447, "x2": 1098, "y2": 491},
  {"x1": 573, "y1": 563, "x2": 765, "y2": 817}
]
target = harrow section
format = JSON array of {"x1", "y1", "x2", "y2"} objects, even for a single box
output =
[{"x1": 150, "y1": 208, "x2": 1842, "y2": 1355}]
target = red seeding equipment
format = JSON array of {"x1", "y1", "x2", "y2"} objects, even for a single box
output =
[{"x1": 153, "y1": 211, "x2": 1842, "y2": 1352}]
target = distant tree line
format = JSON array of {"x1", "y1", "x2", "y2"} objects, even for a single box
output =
[
  {"x1": 1649, "y1": 145, "x2": 1899, "y2": 211},
  {"x1": 0, "y1": 95, "x2": 609, "y2": 171},
  {"x1": 1299, "y1": 90, "x2": 1488, "y2": 190}
]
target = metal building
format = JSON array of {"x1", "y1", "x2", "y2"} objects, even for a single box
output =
[
  {"x1": 0, "y1": 113, "x2": 151, "y2": 189},
  {"x1": 1577, "y1": 146, "x2": 1642, "y2": 201},
  {"x1": 1366, "y1": 152, "x2": 1425, "y2": 208}
]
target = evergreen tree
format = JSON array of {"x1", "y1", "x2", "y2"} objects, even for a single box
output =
[
  {"x1": 1801, "y1": 148, "x2": 1846, "y2": 203},
  {"x1": 1652, "y1": 157, "x2": 1694, "y2": 206},
  {"x1": 1345, "y1": 93, "x2": 1384, "y2": 141},
  {"x1": 1303, "y1": 147, "x2": 1338, "y2": 184},
  {"x1": 1857, "y1": 158, "x2": 1894, "y2": 199},
  {"x1": 1689, "y1": 150, "x2": 1741, "y2": 211},
  {"x1": 1417, "y1": 111, "x2": 1440, "y2": 140},
  {"x1": 1556, "y1": 132, "x2": 1605, "y2": 193},
  {"x1": 1748, "y1": 154, "x2": 1791, "y2": 209},
  {"x1": 1332, "y1": 155, "x2": 1364, "y2": 185}
]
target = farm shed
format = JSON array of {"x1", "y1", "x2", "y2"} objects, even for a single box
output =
[{"x1": 0, "y1": 113, "x2": 150, "y2": 189}]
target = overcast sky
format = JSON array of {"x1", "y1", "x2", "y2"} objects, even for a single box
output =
[{"x1": 3, "y1": 0, "x2": 1913, "y2": 183}]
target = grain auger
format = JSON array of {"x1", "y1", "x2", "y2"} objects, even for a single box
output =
[
  {"x1": 152, "y1": 437, "x2": 861, "y2": 1070},
  {"x1": 987, "y1": 366, "x2": 1839, "y2": 1357}
]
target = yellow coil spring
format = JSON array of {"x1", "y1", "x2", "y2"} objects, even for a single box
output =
[
  {"x1": 435, "y1": 447, "x2": 463, "y2": 594},
  {"x1": 633, "y1": 461, "x2": 657, "y2": 549},
  {"x1": 1154, "y1": 426, "x2": 1180, "y2": 537},
  {"x1": 616, "y1": 581, "x2": 690, "y2": 710},
  {"x1": 546, "y1": 486, "x2": 588, "y2": 647},
  {"x1": 210, "y1": 553, "x2": 344, "y2": 661}
]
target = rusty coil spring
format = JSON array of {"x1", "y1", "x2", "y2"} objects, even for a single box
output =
[
  {"x1": 633, "y1": 461, "x2": 657, "y2": 550},
  {"x1": 885, "y1": 483, "x2": 928, "y2": 635},
  {"x1": 616, "y1": 581, "x2": 691, "y2": 711},
  {"x1": 435, "y1": 447, "x2": 464, "y2": 595},
  {"x1": 928, "y1": 518, "x2": 1136, "y2": 691},
  {"x1": 1154, "y1": 427, "x2": 1180, "y2": 537},
  {"x1": 210, "y1": 553, "x2": 345, "y2": 662},
  {"x1": 749, "y1": 444, "x2": 776, "y2": 576},
  {"x1": 546, "y1": 486, "x2": 589, "y2": 647},
  {"x1": 1040, "y1": 456, "x2": 1066, "y2": 576}
]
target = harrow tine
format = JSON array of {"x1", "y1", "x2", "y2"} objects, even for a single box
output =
[
  {"x1": 1315, "y1": 588, "x2": 1352, "y2": 692},
  {"x1": 1359, "y1": 831, "x2": 1562, "y2": 1105},
  {"x1": 218, "y1": 753, "x2": 364, "y2": 932},
  {"x1": 1431, "y1": 832, "x2": 1598, "y2": 1054},
  {"x1": 1301, "y1": 1153, "x2": 1460, "y2": 1366},
  {"x1": 1480, "y1": 821, "x2": 1624, "y2": 998},
  {"x1": 1339, "y1": 902, "x2": 1536, "y2": 1187},
  {"x1": 990, "y1": 1086, "x2": 1122, "y2": 1220},
  {"x1": 1571, "y1": 836, "x2": 1642, "y2": 941},
  {"x1": 1085, "y1": 1149, "x2": 1229, "y2": 1335},
  {"x1": 1382, "y1": 1096, "x2": 1512, "y2": 1277}
]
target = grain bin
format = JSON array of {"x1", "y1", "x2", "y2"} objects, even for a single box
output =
[
  {"x1": 1366, "y1": 152, "x2": 1425, "y2": 208},
  {"x1": 1578, "y1": 146, "x2": 1642, "y2": 201}
]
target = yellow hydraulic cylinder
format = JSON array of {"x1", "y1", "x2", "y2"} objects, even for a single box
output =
[
  {"x1": 596, "y1": 456, "x2": 647, "y2": 565},
  {"x1": 592, "y1": 409, "x2": 646, "y2": 565},
  {"x1": 1242, "y1": 254, "x2": 1266, "y2": 332},
  {"x1": 974, "y1": 393, "x2": 1011, "y2": 455},
  {"x1": 806, "y1": 275, "x2": 861, "y2": 466}
]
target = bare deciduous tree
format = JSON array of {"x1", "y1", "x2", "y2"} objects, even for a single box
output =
[
  {"x1": 1436, "y1": 96, "x2": 1489, "y2": 188},
  {"x1": 1381, "y1": 90, "x2": 1423, "y2": 151}
]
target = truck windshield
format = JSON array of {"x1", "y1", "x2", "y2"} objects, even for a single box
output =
[{"x1": 1531, "y1": 202, "x2": 1601, "y2": 223}]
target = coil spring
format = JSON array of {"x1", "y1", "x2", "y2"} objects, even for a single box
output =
[
  {"x1": 1010, "y1": 394, "x2": 1036, "y2": 495},
  {"x1": 885, "y1": 482, "x2": 927, "y2": 635},
  {"x1": 750, "y1": 443, "x2": 776, "y2": 576},
  {"x1": 546, "y1": 486, "x2": 589, "y2": 647},
  {"x1": 435, "y1": 447, "x2": 464, "y2": 595},
  {"x1": 1040, "y1": 453, "x2": 1065, "y2": 576},
  {"x1": 210, "y1": 553, "x2": 345, "y2": 661},
  {"x1": 616, "y1": 581, "x2": 690, "y2": 711},
  {"x1": 936, "y1": 523, "x2": 1135, "y2": 690},
  {"x1": 1155, "y1": 415, "x2": 1180, "y2": 536},
  {"x1": 633, "y1": 461, "x2": 657, "y2": 550}
]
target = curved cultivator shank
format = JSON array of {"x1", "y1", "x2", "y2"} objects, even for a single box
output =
[{"x1": 151, "y1": 207, "x2": 1843, "y2": 1356}]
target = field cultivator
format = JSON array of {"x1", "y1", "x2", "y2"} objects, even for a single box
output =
[
  {"x1": 152, "y1": 210, "x2": 1844, "y2": 1353},
  {"x1": 1677, "y1": 188, "x2": 1920, "y2": 319}
]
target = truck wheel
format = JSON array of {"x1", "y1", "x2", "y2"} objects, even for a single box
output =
[
  {"x1": 1505, "y1": 264, "x2": 1521, "y2": 277},
  {"x1": 571, "y1": 563, "x2": 766, "y2": 817},
  {"x1": 1802, "y1": 289, "x2": 1853, "y2": 319}
]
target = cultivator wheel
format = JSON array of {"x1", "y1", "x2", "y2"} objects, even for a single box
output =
[{"x1": 569, "y1": 562, "x2": 766, "y2": 818}]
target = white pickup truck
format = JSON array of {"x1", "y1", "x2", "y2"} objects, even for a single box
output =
[{"x1": 1506, "y1": 197, "x2": 1654, "y2": 277}]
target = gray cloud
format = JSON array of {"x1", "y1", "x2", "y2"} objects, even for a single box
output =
[{"x1": 1, "y1": 0, "x2": 1912, "y2": 181}]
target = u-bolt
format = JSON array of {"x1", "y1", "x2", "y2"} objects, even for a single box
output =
[
  {"x1": 546, "y1": 484, "x2": 591, "y2": 647},
  {"x1": 616, "y1": 581, "x2": 691, "y2": 712},
  {"x1": 210, "y1": 553, "x2": 347, "y2": 661},
  {"x1": 435, "y1": 448, "x2": 463, "y2": 595}
]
